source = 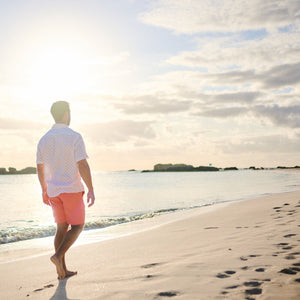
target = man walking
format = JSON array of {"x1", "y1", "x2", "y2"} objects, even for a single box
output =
[{"x1": 37, "y1": 101, "x2": 95, "y2": 279}]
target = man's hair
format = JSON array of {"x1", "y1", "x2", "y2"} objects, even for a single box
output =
[{"x1": 50, "y1": 101, "x2": 70, "y2": 122}]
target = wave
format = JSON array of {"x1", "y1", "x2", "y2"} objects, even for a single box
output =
[{"x1": 0, "y1": 208, "x2": 182, "y2": 245}]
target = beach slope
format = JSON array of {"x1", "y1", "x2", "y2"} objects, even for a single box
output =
[{"x1": 1, "y1": 191, "x2": 300, "y2": 299}]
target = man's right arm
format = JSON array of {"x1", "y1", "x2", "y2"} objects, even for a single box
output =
[
  {"x1": 37, "y1": 164, "x2": 50, "y2": 205},
  {"x1": 77, "y1": 159, "x2": 95, "y2": 207}
]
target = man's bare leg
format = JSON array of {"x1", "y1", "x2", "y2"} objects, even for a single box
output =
[
  {"x1": 51, "y1": 224, "x2": 84, "y2": 279},
  {"x1": 53, "y1": 225, "x2": 77, "y2": 277},
  {"x1": 52, "y1": 223, "x2": 68, "y2": 279}
]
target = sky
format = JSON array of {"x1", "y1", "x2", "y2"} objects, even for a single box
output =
[{"x1": 0, "y1": 0, "x2": 299, "y2": 171}]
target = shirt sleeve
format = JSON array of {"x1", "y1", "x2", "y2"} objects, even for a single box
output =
[
  {"x1": 74, "y1": 134, "x2": 89, "y2": 162},
  {"x1": 36, "y1": 142, "x2": 44, "y2": 164}
]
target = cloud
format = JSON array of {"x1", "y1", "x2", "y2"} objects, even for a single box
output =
[
  {"x1": 262, "y1": 63, "x2": 300, "y2": 88},
  {"x1": 192, "y1": 103, "x2": 300, "y2": 129},
  {"x1": 112, "y1": 95, "x2": 191, "y2": 114},
  {"x1": 147, "y1": 62, "x2": 299, "y2": 97},
  {"x1": 163, "y1": 62, "x2": 298, "y2": 91},
  {"x1": 221, "y1": 134, "x2": 300, "y2": 154},
  {"x1": 253, "y1": 104, "x2": 300, "y2": 128},
  {"x1": 140, "y1": 0, "x2": 300, "y2": 34},
  {"x1": 166, "y1": 31, "x2": 300, "y2": 71},
  {"x1": 103, "y1": 91, "x2": 260, "y2": 117},
  {"x1": 188, "y1": 91, "x2": 262, "y2": 104},
  {"x1": 200, "y1": 62, "x2": 299, "y2": 89},
  {"x1": 194, "y1": 107, "x2": 248, "y2": 118},
  {"x1": 212, "y1": 92, "x2": 262, "y2": 103},
  {"x1": 0, "y1": 118, "x2": 45, "y2": 131},
  {"x1": 82, "y1": 120, "x2": 156, "y2": 145}
]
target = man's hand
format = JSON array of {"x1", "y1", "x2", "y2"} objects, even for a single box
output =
[
  {"x1": 42, "y1": 191, "x2": 51, "y2": 206},
  {"x1": 87, "y1": 190, "x2": 95, "y2": 207},
  {"x1": 37, "y1": 164, "x2": 50, "y2": 206}
]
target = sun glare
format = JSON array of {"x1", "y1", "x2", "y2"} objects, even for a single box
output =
[{"x1": 29, "y1": 45, "x2": 90, "y2": 97}]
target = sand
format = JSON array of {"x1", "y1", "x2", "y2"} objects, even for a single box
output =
[{"x1": 1, "y1": 191, "x2": 300, "y2": 299}]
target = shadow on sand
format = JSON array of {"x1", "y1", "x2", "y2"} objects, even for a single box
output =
[{"x1": 49, "y1": 277, "x2": 80, "y2": 300}]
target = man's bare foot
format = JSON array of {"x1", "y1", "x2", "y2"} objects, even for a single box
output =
[
  {"x1": 57, "y1": 270, "x2": 77, "y2": 280},
  {"x1": 50, "y1": 255, "x2": 66, "y2": 279},
  {"x1": 65, "y1": 270, "x2": 77, "y2": 278}
]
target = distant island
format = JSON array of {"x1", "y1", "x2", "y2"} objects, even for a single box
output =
[
  {"x1": 140, "y1": 164, "x2": 300, "y2": 172},
  {"x1": 0, "y1": 167, "x2": 37, "y2": 175}
]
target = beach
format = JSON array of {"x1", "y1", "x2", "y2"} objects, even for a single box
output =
[{"x1": 1, "y1": 191, "x2": 300, "y2": 299}]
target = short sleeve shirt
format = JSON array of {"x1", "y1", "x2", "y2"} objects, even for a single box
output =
[{"x1": 36, "y1": 123, "x2": 88, "y2": 197}]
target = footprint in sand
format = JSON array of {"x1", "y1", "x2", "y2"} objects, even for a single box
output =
[
  {"x1": 216, "y1": 270, "x2": 236, "y2": 278},
  {"x1": 33, "y1": 284, "x2": 55, "y2": 293},
  {"x1": 279, "y1": 268, "x2": 297, "y2": 275},
  {"x1": 277, "y1": 242, "x2": 289, "y2": 246},
  {"x1": 243, "y1": 278, "x2": 269, "y2": 297},
  {"x1": 225, "y1": 270, "x2": 236, "y2": 275},
  {"x1": 245, "y1": 288, "x2": 262, "y2": 295},
  {"x1": 225, "y1": 285, "x2": 239, "y2": 289},
  {"x1": 287, "y1": 220, "x2": 296, "y2": 223},
  {"x1": 204, "y1": 226, "x2": 219, "y2": 229},
  {"x1": 145, "y1": 274, "x2": 159, "y2": 280},
  {"x1": 240, "y1": 254, "x2": 261, "y2": 261},
  {"x1": 216, "y1": 273, "x2": 230, "y2": 278},
  {"x1": 292, "y1": 267, "x2": 300, "y2": 272},
  {"x1": 283, "y1": 246, "x2": 293, "y2": 250},
  {"x1": 156, "y1": 291, "x2": 179, "y2": 297},
  {"x1": 244, "y1": 281, "x2": 262, "y2": 287},
  {"x1": 285, "y1": 254, "x2": 297, "y2": 260},
  {"x1": 221, "y1": 291, "x2": 229, "y2": 295},
  {"x1": 283, "y1": 234, "x2": 297, "y2": 238},
  {"x1": 141, "y1": 263, "x2": 162, "y2": 269},
  {"x1": 286, "y1": 252, "x2": 300, "y2": 260},
  {"x1": 255, "y1": 268, "x2": 265, "y2": 272}
]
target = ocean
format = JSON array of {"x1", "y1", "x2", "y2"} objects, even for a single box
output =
[{"x1": 1, "y1": 169, "x2": 300, "y2": 246}]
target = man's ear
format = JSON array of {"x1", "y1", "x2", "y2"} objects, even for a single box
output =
[{"x1": 61, "y1": 111, "x2": 68, "y2": 122}]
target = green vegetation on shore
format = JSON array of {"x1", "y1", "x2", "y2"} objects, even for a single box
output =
[
  {"x1": 141, "y1": 164, "x2": 300, "y2": 173},
  {"x1": 0, "y1": 167, "x2": 37, "y2": 175}
]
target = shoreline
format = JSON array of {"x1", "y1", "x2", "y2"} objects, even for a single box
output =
[
  {"x1": 1, "y1": 191, "x2": 300, "y2": 299},
  {"x1": 2, "y1": 168, "x2": 300, "y2": 248},
  {"x1": 0, "y1": 200, "x2": 231, "y2": 264}
]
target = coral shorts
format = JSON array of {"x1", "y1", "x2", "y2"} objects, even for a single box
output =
[{"x1": 49, "y1": 192, "x2": 85, "y2": 225}]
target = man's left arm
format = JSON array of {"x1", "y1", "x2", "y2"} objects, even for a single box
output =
[
  {"x1": 37, "y1": 164, "x2": 50, "y2": 206},
  {"x1": 77, "y1": 159, "x2": 95, "y2": 207}
]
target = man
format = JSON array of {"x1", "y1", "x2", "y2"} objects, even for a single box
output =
[{"x1": 37, "y1": 101, "x2": 95, "y2": 280}]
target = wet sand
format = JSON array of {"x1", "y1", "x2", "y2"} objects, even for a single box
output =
[{"x1": 1, "y1": 191, "x2": 300, "y2": 299}]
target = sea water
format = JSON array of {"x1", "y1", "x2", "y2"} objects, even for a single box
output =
[{"x1": 1, "y1": 169, "x2": 300, "y2": 246}]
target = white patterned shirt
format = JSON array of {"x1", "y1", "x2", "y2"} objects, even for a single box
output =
[{"x1": 36, "y1": 123, "x2": 88, "y2": 197}]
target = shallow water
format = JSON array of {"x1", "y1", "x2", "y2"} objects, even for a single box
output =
[{"x1": 1, "y1": 169, "x2": 300, "y2": 244}]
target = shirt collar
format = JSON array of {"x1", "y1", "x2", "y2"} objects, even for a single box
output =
[{"x1": 52, "y1": 123, "x2": 69, "y2": 129}]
